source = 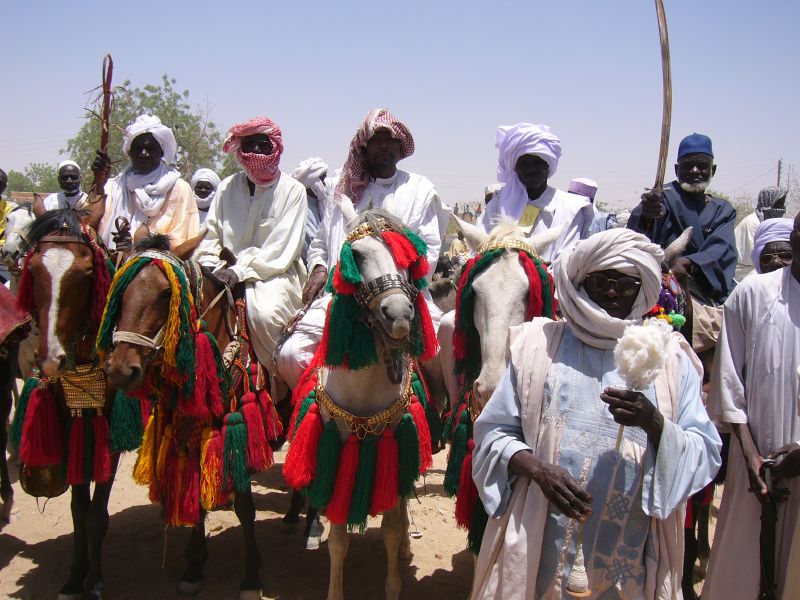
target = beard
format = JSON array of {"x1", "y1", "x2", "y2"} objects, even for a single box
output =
[{"x1": 679, "y1": 180, "x2": 710, "y2": 194}]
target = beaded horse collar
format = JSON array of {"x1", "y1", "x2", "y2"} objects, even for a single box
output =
[{"x1": 477, "y1": 237, "x2": 537, "y2": 257}]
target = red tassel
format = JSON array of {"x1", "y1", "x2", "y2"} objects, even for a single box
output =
[
  {"x1": 258, "y1": 389, "x2": 283, "y2": 441},
  {"x1": 381, "y1": 231, "x2": 417, "y2": 269},
  {"x1": 283, "y1": 403, "x2": 323, "y2": 489},
  {"x1": 410, "y1": 256, "x2": 430, "y2": 282},
  {"x1": 333, "y1": 265, "x2": 358, "y2": 295},
  {"x1": 181, "y1": 332, "x2": 215, "y2": 419},
  {"x1": 288, "y1": 371, "x2": 319, "y2": 439},
  {"x1": 16, "y1": 252, "x2": 35, "y2": 315},
  {"x1": 415, "y1": 294, "x2": 438, "y2": 361},
  {"x1": 164, "y1": 451, "x2": 180, "y2": 525},
  {"x1": 19, "y1": 386, "x2": 64, "y2": 467},
  {"x1": 92, "y1": 415, "x2": 111, "y2": 483},
  {"x1": 180, "y1": 454, "x2": 200, "y2": 525},
  {"x1": 90, "y1": 244, "x2": 112, "y2": 322},
  {"x1": 409, "y1": 396, "x2": 432, "y2": 474},
  {"x1": 518, "y1": 253, "x2": 544, "y2": 321},
  {"x1": 66, "y1": 416, "x2": 86, "y2": 485},
  {"x1": 369, "y1": 429, "x2": 399, "y2": 516},
  {"x1": 241, "y1": 393, "x2": 271, "y2": 471},
  {"x1": 325, "y1": 435, "x2": 360, "y2": 525},
  {"x1": 455, "y1": 440, "x2": 478, "y2": 528}
]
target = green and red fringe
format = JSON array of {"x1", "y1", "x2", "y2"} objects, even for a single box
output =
[{"x1": 283, "y1": 369, "x2": 433, "y2": 532}]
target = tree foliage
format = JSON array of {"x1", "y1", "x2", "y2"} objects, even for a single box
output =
[
  {"x1": 6, "y1": 163, "x2": 59, "y2": 194},
  {"x1": 218, "y1": 152, "x2": 240, "y2": 180},
  {"x1": 65, "y1": 74, "x2": 223, "y2": 183}
]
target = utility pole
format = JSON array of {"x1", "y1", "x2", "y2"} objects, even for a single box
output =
[{"x1": 778, "y1": 158, "x2": 783, "y2": 187}]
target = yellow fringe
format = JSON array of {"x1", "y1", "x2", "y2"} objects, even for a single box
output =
[
  {"x1": 161, "y1": 264, "x2": 182, "y2": 368},
  {"x1": 133, "y1": 414, "x2": 155, "y2": 485},
  {"x1": 171, "y1": 453, "x2": 186, "y2": 527},
  {"x1": 199, "y1": 428, "x2": 220, "y2": 511},
  {"x1": 96, "y1": 258, "x2": 141, "y2": 359},
  {"x1": 156, "y1": 424, "x2": 173, "y2": 485}
]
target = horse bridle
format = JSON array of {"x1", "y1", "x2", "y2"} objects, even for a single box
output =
[{"x1": 354, "y1": 273, "x2": 418, "y2": 310}]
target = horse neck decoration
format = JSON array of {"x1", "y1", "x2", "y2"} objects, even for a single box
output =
[{"x1": 284, "y1": 209, "x2": 436, "y2": 600}]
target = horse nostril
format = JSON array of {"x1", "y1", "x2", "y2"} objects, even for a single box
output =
[
  {"x1": 128, "y1": 364, "x2": 141, "y2": 383},
  {"x1": 381, "y1": 305, "x2": 391, "y2": 319}
]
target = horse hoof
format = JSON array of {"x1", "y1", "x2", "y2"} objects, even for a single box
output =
[
  {"x1": 282, "y1": 513, "x2": 301, "y2": 524},
  {"x1": 86, "y1": 581, "x2": 103, "y2": 600},
  {"x1": 238, "y1": 589, "x2": 263, "y2": 600},
  {"x1": 1, "y1": 497, "x2": 12, "y2": 524},
  {"x1": 57, "y1": 594, "x2": 85, "y2": 600},
  {"x1": 178, "y1": 579, "x2": 204, "y2": 596},
  {"x1": 305, "y1": 534, "x2": 321, "y2": 550}
]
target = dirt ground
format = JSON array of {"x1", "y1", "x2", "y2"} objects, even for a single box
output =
[{"x1": 0, "y1": 446, "x2": 475, "y2": 600}]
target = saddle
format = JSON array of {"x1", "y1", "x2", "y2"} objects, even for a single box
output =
[{"x1": 0, "y1": 284, "x2": 31, "y2": 349}]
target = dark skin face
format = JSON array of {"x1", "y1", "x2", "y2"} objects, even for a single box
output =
[
  {"x1": 514, "y1": 154, "x2": 549, "y2": 200},
  {"x1": 365, "y1": 129, "x2": 401, "y2": 179},
  {"x1": 194, "y1": 180, "x2": 214, "y2": 199},
  {"x1": 583, "y1": 268, "x2": 641, "y2": 320},
  {"x1": 129, "y1": 133, "x2": 164, "y2": 175},
  {"x1": 58, "y1": 165, "x2": 81, "y2": 194},
  {"x1": 240, "y1": 134, "x2": 273, "y2": 155},
  {"x1": 675, "y1": 153, "x2": 716, "y2": 189},
  {"x1": 759, "y1": 240, "x2": 792, "y2": 274},
  {"x1": 790, "y1": 212, "x2": 800, "y2": 284}
]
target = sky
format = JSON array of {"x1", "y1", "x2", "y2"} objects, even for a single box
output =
[{"x1": 1, "y1": 0, "x2": 799, "y2": 210}]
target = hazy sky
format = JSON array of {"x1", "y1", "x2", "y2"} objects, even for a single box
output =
[{"x1": 2, "y1": 1, "x2": 798, "y2": 210}]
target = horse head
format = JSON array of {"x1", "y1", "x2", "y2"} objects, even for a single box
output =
[
  {"x1": 453, "y1": 216, "x2": 560, "y2": 408},
  {"x1": 19, "y1": 196, "x2": 106, "y2": 378}
]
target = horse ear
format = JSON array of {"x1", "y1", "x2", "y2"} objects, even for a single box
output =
[
  {"x1": 527, "y1": 224, "x2": 564, "y2": 256},
  {"x1": 664, "y1": 226, "x2": 693, "y2": 266},
  {"x1": 81, "y1": 193, "x2": 106, "y2": 231},
  {"x1": 333, "y1": 194, "x2": 358, "y2": 232},
  {"x1": 32, "y1": 193, "x2": 46, "y2": 218},
  {"x1": 172, "y1": 227, "x2": 208, "y2": 261},
  {"x1": 454, "y1": 215, "x2": 487, "y2": 253},
  {"x1": 132, "y1": 224, "x2": 150, "y2": 244}
]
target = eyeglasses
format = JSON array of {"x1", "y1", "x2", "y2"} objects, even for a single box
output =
[{"x1": 583, "y1": 272, "x2": 642, "y2": 296}]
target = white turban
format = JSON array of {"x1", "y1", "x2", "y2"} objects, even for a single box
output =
[
  {"x1": 122, "y1": 114, "x2": 178, "y2": 164},
  {"x1": 191, "y1": 168, "x2": 221, "y2": 210},
  {"x1": 752, "y1": 217, "x2": 793, "y2": 273},
  {"x1": 494, "y1": 123, "x2": 562, "y2": 222},
  {"x1": 553, "y1": 228, "x2": 664, "y2": 349},
  {"x1": 291, "y1": 157, "x2": 329, "y2": 202},
  {"x1": 57, "y1": 159, "x2": 81, "y2": 174}
]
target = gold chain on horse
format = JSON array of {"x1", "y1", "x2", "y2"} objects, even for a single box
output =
[
  {"x1": 345, "y1": 218, "x2": 392, "y2": 243},
  {"x1": 315, "y1": 361, "x2": 414, "y2": 439},
  {"x1": 477, "y1": 237, "x2": 537, "y2": 257}
]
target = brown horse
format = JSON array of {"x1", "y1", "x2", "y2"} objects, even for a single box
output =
[
  {"x1": 12, "y1": 197, "x2": 119, "y2": 600},
  {"x1": 103, "y1": 234, "x2": 265, "y2": 600}
]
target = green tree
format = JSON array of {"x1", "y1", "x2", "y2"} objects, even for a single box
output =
[
  {"x1": 65, "y1": 74, "x2": 223, "y2": 182},
  {"x1": 6, "y1": 163, "x2": 59, "y2": 193},
  {"x1": 218, "y1": 152, "x2": 240, "y2": 180}
]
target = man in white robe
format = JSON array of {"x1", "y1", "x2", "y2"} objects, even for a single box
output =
[
  {"x1": 190, "y1": 168, "x2": 220, "y2": 227},
  {"x1": 195, "y1": 116, "x2": 307, "y2": 369},
  {"x1": 479, "y1": 123, "x2": 592, "y2": 262},
  {"x1": 291, "y1": 156, "x2": 329, "y2": 264},
  {"x1": 276, "y1": 108, "x2": 449, "y2": 388},
  {"x1": 568, "y1": 177, "x2": 617, "y2": 237},
  {"x1": 734, "y1": 186, "x2": 788, "y2": 281},
  {"x1": 703, "y1": 211, "x2": 800, "y2": 600},
  {"x1": 470, "y1": 228, "x2": 721, "y2": 600}
]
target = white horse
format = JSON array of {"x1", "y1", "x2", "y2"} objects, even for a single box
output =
[{"x1": 285, "y1": 206, "x2": 437, "y2": 600}]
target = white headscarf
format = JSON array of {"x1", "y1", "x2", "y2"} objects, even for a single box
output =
[
  {"x1": 553, "y1": 229, "x2": 664, "y2": 349},
  {"x1": 98, "y1": 114, "x2": 181, "y2": 246},
  {"x1": 57, "y1": 159, "x2": 81, "y2": 174},
  {"x1": 190, "y1": 168, "x2": 220, "y2": 210},
  {"x1": 752, "y1": 218, "x2": 793, "y2": 273},
  {"x1": 291, "y1": 157, "x2": 329, "y2": 203},
  {"x1": 494, "y1": 123, "x2": 562, "y2": 220}
]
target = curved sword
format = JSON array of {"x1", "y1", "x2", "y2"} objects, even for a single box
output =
[{"x1": 653, "y1": 0, "x2": 672, "y2": 194}]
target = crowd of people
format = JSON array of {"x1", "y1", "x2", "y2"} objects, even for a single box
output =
[{"x1": 0, "y1": 109, "x2": 797, "y2": 599}]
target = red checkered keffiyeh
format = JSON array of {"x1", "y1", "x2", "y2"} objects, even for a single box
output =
[
  {"x1": 223, "y1": 117, "x2": 284, "y2": 186},
  {"x1": 335, "y1": 108, "x2": 414, "y2": 205}
]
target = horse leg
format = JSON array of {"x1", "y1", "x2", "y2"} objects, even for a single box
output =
[
  {"x1": 697, "y1": 503, "x2": 711, "y2": 563},
  {"x1": 58, "y1": 485, "x2": 91, "y2": 600},
  {"x1": 326, "y1": 523, "x2": 349, "y2": 600},
  {"x1": 304, "y1": 504, "x2": 323, "y2": 550},
  {"x1": 283, "y1": 489, "x2": 304, "y2": 524},
  {"x1": 83, "y1": 453, "x2": 120, "y2": 600},
  {"x1": 0, "y1": 344, "x2": 16, "y2": 523},
  {"x1": 233, "y1": 489, "x2": 262, "y2": 599},
  {"x1": 381, "y1": 502, "x2": 406, "y2": 600},
  {"x1": 179, "y1": 513, "x2": 208, "y2": 596},
  {"x1": 399, "y1": 499, "x2": 412, "y2": 561}
]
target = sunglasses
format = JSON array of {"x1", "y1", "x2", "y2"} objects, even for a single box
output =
[
  {"x1": 583, "y1": 272, "x2": 642, "y2": 296},
  {"x1": 760, "y1": 251, "x2": 793, "y2": 263}
]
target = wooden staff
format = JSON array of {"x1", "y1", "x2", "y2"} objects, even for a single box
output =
[
  {"x1": 90, "y1": 54, "x2": 114, "y2": 197},
  {"x1": 648, "y1": 0, "x2": 672, "y2": 218}
]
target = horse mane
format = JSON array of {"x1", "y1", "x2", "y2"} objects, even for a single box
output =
[
  {"x1": 25, "y1": 207, "x2": 87, "y2": 250},
  {"x1": 134, "y1": 234, "x2": 171, "y2": 253},
  {"x1": 348, "y1": 207, "x2": 405, "y2": 236},
  {"x1": 483, "y1": 219, "x2": 524, "y2": 247}
]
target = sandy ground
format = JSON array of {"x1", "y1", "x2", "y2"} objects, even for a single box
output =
[{"x1": 0, "y1": 446, "x2": 475, "y2": 600}]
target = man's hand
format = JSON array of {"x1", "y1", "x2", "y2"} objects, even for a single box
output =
[
  {"x1": 601, "y1": 388, "x2": 663, "y2": 434},
  {"x1": 302, "y1": 265, "x2": 328, "y2": 305},
  {"x1": 509, "y1": 451, "x2": 593, "y2": 521},
  {"x1": 112, "y1": 230, "x2": 132, "y2": 253},
  {"x1": 215, "y1": 268, "x2": 239, "y2": 289},
  {"x1": 91, "y1": 150, "x2": 112, "y2": 192},
  {"x1": 770, "y1": 442, "x2": 800, "y2": 481},
  {"x1": 640, "y1": 190, "x2": 665, "y2": 220}
]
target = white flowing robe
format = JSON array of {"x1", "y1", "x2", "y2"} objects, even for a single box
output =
[
  {"x1": 276, "y1": 170, "x2": 449, "y2": 387},
  {"x1": 733, "y1": 211, "x2": 759, "y2": 281},
  {"x1": 704, "y1": 267, "x2": 800, "y2": 600},
  {"x1": 479, "y1": 187, "x2": 593, "y2": 263},
  {"x1": 471, "y1": 319, "x2": 721, "y2": 600},
  {"x1": 195, "y1": 171, "x2": 308, "y2": 367}
]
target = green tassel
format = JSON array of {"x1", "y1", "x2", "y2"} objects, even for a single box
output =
[
  {"x1": 291, "y1": 392, "x2": 315, "y2": 441},
  {"x1": 444, "y1": 410, "x2": 471, "y2": 497},
  {"x1": 109, "y1": 390, "x2": 143, "y2": 453},
  {"x1": 308, "y1": 421, "x2": 343, "y2": 509},
  {"x1": 396, "y1": 414, "x2": 420, "y2": 498},
  {"x1": 326, "y1": 295, "x2": 378, "y2": 369},
  {"x1": 403, "y1": 227, "x2": 428, "y2": 257},
  {"x1": 467, "y1": 500, "x2": 489, "y2": 554},
  {"x1": 171, "y1": 266, "x2": 196, "y2": 395},
  {"x1": 348, "y1": 436, "x2": 377, "y2": 531},
  {"x1": 425, "y1": 398, "x2": 444, "y2": 445},
  {"x1": 339, "y1": 242, "x2": 363, "y2": 284},
  {"x1": 534, "y1": 258, "x2": 554, "y2": 319},
  {"x1": 10, "y1": 377, "x2": 38, "y2": 448},
  {"x1": 206, "y1": 331, "x2": 231, "y2": 397},
  {"x1": 97, "y1": 258, "x2": 153, "y2": 354},
  {"x1": 223, "y1": 412, "x2": 251, "y2": 492}
]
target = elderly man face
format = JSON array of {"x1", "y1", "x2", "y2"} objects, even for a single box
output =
[
  {"x1": 759, "y1": 241, "x2": 793, "y2": 274},
  {"x1": 129, "y1": 133, "x2": 164, "y2": 174},
  {"x1": 58, "y1": 164, "x2": 81, "y2": 194},
  {"x1": 515, "y1": 154, "x2": 549, "y2": 192},
  {"x1": 676, "y1": 153, "x2": 716, "y2": 194},
  {"x1": 365, "y1": 129, "x2": 401, "y2": 178},
  {"x1": 240, "y1": 134, "x2": 273, "y2": 155},
  {"x1": 583, "y1": 268, "x2": 642, "y2": 319},
  {"x1": 194, "y1": 180, "x2": 215, "y2": 199}
]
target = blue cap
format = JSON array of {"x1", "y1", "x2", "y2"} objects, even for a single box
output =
[{"x1": 678, "y1": 133, "x2": 713, "y2": 159}]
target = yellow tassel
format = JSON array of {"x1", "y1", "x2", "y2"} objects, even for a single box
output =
[
  {"x1": 199, "y1": 428, "x2": 221, "y2": 510},
  {"x1": 161, "y1": 265, "x2": 183, "y2": 368},
  {"x1": 156, "y1": 424, "x2": 173, "y2": 485},
  {"x1": 133, "y1": 414, "x2": 155, "y2": 485},
  {"x1": 171, "y1": 453, "x2": 185, "y2": 526}
]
